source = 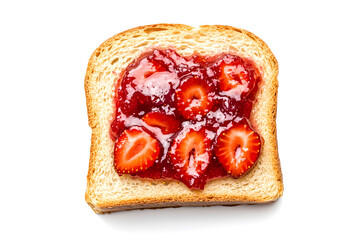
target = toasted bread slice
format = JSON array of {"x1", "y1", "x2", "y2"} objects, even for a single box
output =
[{"x1": 85, "y1": 24, "x2": 283, "y2": 213}]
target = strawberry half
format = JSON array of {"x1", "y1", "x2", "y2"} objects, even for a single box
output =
[
  {"x1": 218, "y1": 55, "x2": 257, "y2": 100},
  {"x1": 215, "y1": 122, "x2": 261, "y2": 177},
  {"x1": 114, "y1": 126, "x2": 160, "y2": 174},
  {"x1": 142, "y1": 111, "x2": 180, "y2": 134},
  {"x1": 176, "y1": 76, "x2": 215, "y2": 120},
  {"x1": 169, "y1": 127, "x2": 212, "y2": 189}
]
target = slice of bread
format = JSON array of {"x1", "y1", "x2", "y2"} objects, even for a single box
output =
[{"x1": 85, "y1": 24, "x2": 283, "y2": 213}]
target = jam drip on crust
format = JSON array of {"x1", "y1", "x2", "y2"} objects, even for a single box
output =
[{"x1": 111, "y1": 49, "x2": 261, "y2": 190}]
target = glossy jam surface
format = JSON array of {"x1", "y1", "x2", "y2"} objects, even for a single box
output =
[{"x1": 111, "y1": 49, "x2": 261, "y2": 189}]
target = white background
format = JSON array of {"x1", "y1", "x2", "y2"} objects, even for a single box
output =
[{"x1": 1, "y1": 0, "x2": 359, "y2": 239}]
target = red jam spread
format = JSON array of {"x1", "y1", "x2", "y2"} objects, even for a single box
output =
[{"x1": 111, "y1": 49, "x2": 261, "y2": 190}]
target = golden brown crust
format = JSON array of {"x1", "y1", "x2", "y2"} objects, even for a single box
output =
[
  {"x1": 91, "y1": 199, "x2": 277, "y2": 214},
  {"x1": 84, "y1": 24, "x2": 283, "y2": 213}
]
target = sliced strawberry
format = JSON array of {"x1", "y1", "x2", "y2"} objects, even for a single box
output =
[
  {"x1": 215, "y1": 122, "x2": 261, "y2": 177},
  {"x1": 142, "y1": 111, "x2": 180, "y2": 134},
  {"x1": 114, "y1": 126, "x2": 160, "y2": 174},
  {"x1": 176, "y1": 76, "x2": 215, "y2": 120},
  {"x1": 164, "y1": 49, "x2": 200, "y2": 75},
  {"x1": 119, "y1": 91, "x2": 151, "y2": 117},
  {"x1": 120, "y1": 53, "x2": 177, "y2": 115},
  {"x1": 169, "y1": 127, "x2": 212, "y2": 189},
  {"x1": 127, "y1": 56, "x2": 166, "y2": 80},
  {"x1": 218, "y1": 55, "x2": 257, "y2": 100}
]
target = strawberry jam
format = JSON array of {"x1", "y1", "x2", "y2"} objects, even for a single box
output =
[{"x1": 111, "y1": 49, "x2": 261, "y2": 190}]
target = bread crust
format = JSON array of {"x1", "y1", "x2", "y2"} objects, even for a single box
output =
[
  {"x1": 85, "y1": 24, "x2": 283, "y2": 213},
  {"x1": 89, "y1": 200, "x2": 277, "y2": 214}
]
